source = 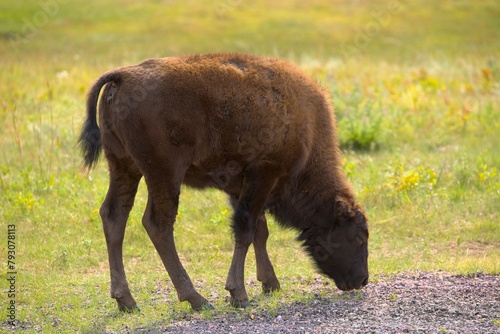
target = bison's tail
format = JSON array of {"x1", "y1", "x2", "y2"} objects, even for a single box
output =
[{"x1": 78, "y1": 70, "x2": 122, "y2": 170}]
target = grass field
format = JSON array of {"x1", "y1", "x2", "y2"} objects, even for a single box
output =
[{"x1": 1, "y1": 0, "x2": 499, "y2": 332}]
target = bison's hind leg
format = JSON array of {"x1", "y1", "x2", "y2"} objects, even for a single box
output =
[
  {"x1": 137, "y1": 150, "x2": 212, "y2": 311},
  {"x1": 100, "y1": 154, "x2": 142, "y2": 312}
]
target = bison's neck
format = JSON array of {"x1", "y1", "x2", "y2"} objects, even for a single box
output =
[{"x1": 268, "y1": 157, "x2": 355, "y2": 230}]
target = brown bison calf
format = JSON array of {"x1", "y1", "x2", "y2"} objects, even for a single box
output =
[{"x1": 79, "y1": 53, "x2": 368, "y2": 311}]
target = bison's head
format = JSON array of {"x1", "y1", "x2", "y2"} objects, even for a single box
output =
[{"x1": 299, "y1": 199, "x2": 369, "y2": 291}]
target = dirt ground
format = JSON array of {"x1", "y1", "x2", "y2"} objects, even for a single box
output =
[{"x1": 161, "y1": 272, "x2": 499, "y2": 334}]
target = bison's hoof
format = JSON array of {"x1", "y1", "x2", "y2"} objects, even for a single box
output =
[
  {"x1": 188, "y1": 295, "x2": 213, "y2": 311},
  {"x1": 262, "y1": 280, "x2": 281, "y2": 294},
  {"x1": 192, "y1": 301, "x2": 214, "y2": 312},
  {"x1": 230, "y1": 297, "x2": 250, "y2": 309},
  {"x1": 116, "y1": 300, "x2": 140, "y2": 313}
]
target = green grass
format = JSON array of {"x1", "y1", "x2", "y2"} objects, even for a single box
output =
[{"x1": 1, "y1": 0, "x2": 499, "y2": 332}]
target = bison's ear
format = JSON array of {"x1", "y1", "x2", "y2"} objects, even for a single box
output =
[
  {"x1": 333, "y1": 197, "x2": 352, "y2": 225},
  {"x1": 355, "y1": 209, "x2": 368, "y2": 226},
  {"x1": 355, "y1": 209, "x2": 365, "y2": 221},
  {"x1": 335, "y1": 198, "x2": 350, "y2": 213}
]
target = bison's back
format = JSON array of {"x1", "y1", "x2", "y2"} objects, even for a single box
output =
[
  {"x1": 185, "y1": 54, "x2": 331, "y2": 164},
  {"x1": 105, "y1": 54, "x2": 335, "y2": 190}
]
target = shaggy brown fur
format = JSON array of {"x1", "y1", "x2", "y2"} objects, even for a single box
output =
[{"x1": 79, "y1": 53, "x2": 369, "y2": 311}]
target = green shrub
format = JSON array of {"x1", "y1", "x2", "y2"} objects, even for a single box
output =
[{"x1": 333, "y1": 85, "x2": 383, "y2": 150}]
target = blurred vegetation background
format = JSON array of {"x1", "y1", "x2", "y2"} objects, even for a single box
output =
[
  {"x1": 1, "y1": 0, "x2": 499, "y2": 62},
  {"x1": 0, "y1": 1, "x2": 499, "y2": 332}
]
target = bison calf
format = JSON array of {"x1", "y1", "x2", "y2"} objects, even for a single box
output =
[{"x1": 79, "y1": 53, "x2": 368, "y2": 311}]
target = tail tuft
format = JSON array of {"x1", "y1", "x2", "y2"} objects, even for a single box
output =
[
  {"x1": 78, "y1": 117, "x2": 102, "y2": 170},
  {"x1": 78, "y1": 70, "x2": 122, "y2": 170}
]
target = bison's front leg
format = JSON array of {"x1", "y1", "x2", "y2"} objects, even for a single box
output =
[
  {"x1": 253, "y1": 214, "x2": 281, "y2": 293},
  {"x1": 225, "y1": 172, "x2": 278, "y2": 308},
  {"x1": 229, "y1": 197, "x2": 280, "y2": 295}
]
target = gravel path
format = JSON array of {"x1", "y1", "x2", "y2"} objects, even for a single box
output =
[{"x1": 162, "y1": 272, "x2": 499, "y2": 334}]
